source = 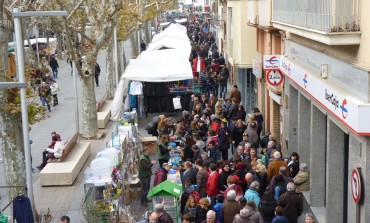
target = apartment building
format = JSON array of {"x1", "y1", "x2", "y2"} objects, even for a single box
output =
[
  {"x1": 274, "y1": 0, "x2": 368, "y2": 222},
  {"x1": 214, "y1": 0, "x2": 256, "y2": 111}
]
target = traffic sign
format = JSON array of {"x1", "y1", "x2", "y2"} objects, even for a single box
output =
[
  {"x1": 266, "y1": 70, "x2": 283, "y2": 86},
  {"x1": 351, "y1": 168, "x2": 362, "y2": 203}
]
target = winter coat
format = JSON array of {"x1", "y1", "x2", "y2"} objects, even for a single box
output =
[
  {"x1": 267, "y1": 160, "x2": 289, "y2": 183},
  {"x1": 294, "y1": 171, "x2": 310, "y2": 192},
  {"x1": 206, "y1": 171, "x2": 219, "y2": 196},
  {"x1": 288, "y1": 160, "x2": 300, "y2": 178},
  {"x1": 196, "y1": 169, "x2": 209, "y2": 194},
  {"x1": 271, "y1": 215, "x2": 289, "y2": 223},
  {"x1": 221, "y1": 200, "x2": 240, "y2": 223},
  {"x1": 259, "y1": 199, "x2": 277, "y2": 223},
  {"x1": 218, "y1": 127, "x2": 230, "y2": 150},
  {"x1": 154, "y1": 167, "x2": 168, "y2": 186},
  {"x1": 218, "y1": 170, "x2": 232, "y2": 191},
  {"x1": 196, "y1": 206, "x2": 213, "y2": 223},
  {"x1": 213, "y1": 202, "x2": 224, "y2": 223},
  {"x1": 208, "y1": 147, "x2": 220, "y2": 162},
  {"x1": 223, "y1": 184, "x2": 244, "y2": 202},
  {"x1": 242, "y1": 205, "x2": 264, "y2": 223},
  {"x1": 50, "y1": 83, "x2": 59, "y2": 95},
  {"x1": 244, "y1": 189, "x2": 261, "y2": 207},
  {"x1": 180, "y1": 185, "x2": 196, "y2": 214},
  {"x1": 182, "y1": 168, "x2": 197, "y2": 188},
  {"x1": 232, "y1": 125, "x2": 246, "y2": 147},
  {"x1": 277, "y1": 191, "x2": 302, "y2": 222},
  {"x1": 244, "y1": 127, "x2": 259, "y2": 148},
  {"x1": 230, "y1": 89, "x2": 242, "y2": 104},
  {"x1": 158, "y1": 143, "x2": 170, "y2": 161},
  {"x1": 158, "y1": 211, "x2": 174, "y2": 223},
  {"x1": 253, "y1": 172, "x2": 267, "y2": 197}
]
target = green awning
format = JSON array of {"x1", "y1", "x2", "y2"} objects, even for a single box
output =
[{"x1": 147, "y1": 180, "x2": 182, "y2": 198}]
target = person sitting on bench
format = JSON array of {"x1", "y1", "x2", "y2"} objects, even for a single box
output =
[
  {"x1": 37, "y1": 136, "x2": 64, "y2": 170},
  {"x1": 42, "y1": 132, "x2": 61, "y2": 159}
]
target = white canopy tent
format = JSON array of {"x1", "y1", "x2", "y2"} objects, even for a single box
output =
[
  {"x1": 146, "y1": 36, "x2": 191, "y2": 55},
  {"x1": 111, "y1": 23, "x2": 191, "y2": 120},
  {"x1": 123, "y1": 49, "x2": 193, "y2": 82}
]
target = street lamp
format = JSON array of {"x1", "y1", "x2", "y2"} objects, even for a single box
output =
[{"x1": 12, "y1": 8, "x2": 68, "y2": 219}]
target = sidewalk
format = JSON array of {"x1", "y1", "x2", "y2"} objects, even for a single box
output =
[{"x1": 0, "y1": 41, "x2": 134, "y2": 222}]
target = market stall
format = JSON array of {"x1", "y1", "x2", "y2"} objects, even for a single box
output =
[{"x1": 147, "y1": 181, "x2": 183, "y2": 223}]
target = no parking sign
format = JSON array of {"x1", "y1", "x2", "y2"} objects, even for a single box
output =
[{"x1": 351, "y1": 168, "x2": 362, "y2": 203}]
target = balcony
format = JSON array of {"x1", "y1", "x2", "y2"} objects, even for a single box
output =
[
  {"x1": 272, "y1": 0, "x2": 361, "y2": 45},
  {"x1": 247, "y1": 0, "x2": 273, "y2": 28}
]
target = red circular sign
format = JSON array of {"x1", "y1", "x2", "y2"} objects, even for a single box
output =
[
  {"x1": 351, "y1": 168, "x2": 361, "y2": 203},
  {"x1": 266, "y1": 70, "x2": 283, "y2": 86}
]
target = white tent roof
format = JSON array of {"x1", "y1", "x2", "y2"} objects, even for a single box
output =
[
  {"x1": 146, "y1": 36, "x2": 191, "y2": 55},
  {"x1": 123, "y1": 49, "x2": 192, "y2": 82}
]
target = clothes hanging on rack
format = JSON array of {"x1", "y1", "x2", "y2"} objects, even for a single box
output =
[
  {"x1": 0, "y1": 213, "x2": 8, "y2": 223},
  {"x1": 13, "y1": 195, "x2": 34, "y2": 223}
]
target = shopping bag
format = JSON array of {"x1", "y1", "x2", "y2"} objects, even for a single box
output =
[{"x1": 173, "y1": 97, "x2": 182, "y2": 110}]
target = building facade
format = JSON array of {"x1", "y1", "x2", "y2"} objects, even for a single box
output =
[
  {"x1": 216, "y1": 0, "x2": 256, "y2": 112},
  {"x1": 273, "y1": 0, "x2": 370, "y2": 222}
]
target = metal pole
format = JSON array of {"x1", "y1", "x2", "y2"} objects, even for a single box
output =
[
  {"x1": 72, "y1": 61, "x2": 79, "y2": 134},
  {"x1": 35, "y1": 35, "x2": 40, "y2": 66},
  {"x1": 113, "y1": 26, "x2": 119, "y2": 87},
  {"x1": 13, "y1": 7, "x2": 35, "y2": 218}
]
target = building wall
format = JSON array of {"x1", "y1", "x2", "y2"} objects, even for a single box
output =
[
  {"x1": 283, "y1": 43, "x2": 370, "y2": 222},
  {"x1": 227, "y1": 0, "x2": 256, "y2": 67}
]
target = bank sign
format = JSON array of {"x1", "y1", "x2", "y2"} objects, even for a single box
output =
[
  {"x1": 280, "y1": 57, "x2": 370, "y2": 136},
  {"x1": 263, "y1": 55, "x2": 280, "y2": 70}
]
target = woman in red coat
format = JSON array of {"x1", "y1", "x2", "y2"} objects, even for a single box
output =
[
  {"x1": 206, "y1": 163, "x2": 219, "y2": 206},
  {"x1": 153, "y1": 163, "x2": 171, "y2": 186}
]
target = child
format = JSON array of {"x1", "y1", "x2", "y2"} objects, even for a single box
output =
[{"x1": 213, "y1": 194, "x2": 224, "y2": 223}]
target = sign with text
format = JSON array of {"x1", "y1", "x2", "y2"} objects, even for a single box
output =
[
  {"x1": 280, "y1": 57, "x2": 370, "y2": 136},
  {"x1": 263, "y1": 55, "x2": 280, "y2": 70},
  {"x1": 267, "y1": 70, "x2": 283, "y2": 86}
]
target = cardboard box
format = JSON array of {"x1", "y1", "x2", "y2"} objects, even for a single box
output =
[{"x1": 141, "y1": 136, "x2": 158, "y2": 154}]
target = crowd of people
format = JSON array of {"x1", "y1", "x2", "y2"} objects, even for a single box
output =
[{"x1": 139, "y1": 13, "x2": 314, "y2": 223}]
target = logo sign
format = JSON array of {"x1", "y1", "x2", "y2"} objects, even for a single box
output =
[
  {"x1": 351, "y1": 168, "x2": 362, "y2": 204},
  {"x1": 266, "y1": 70, "x2": 283, "y2": 86},
  {"x1": 263, "y1": 55, "x2": 280, "y2": 70},
  {"x1": 340, "y1": 99, "x2": 348, "y2": 119},
  {"x1": 303, "y1": 74, "x2": 308, "y2": 88}
]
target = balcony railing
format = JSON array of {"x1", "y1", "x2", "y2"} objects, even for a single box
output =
[{"x1": 272, "y1": 0, "x2": 360, "y2": 32}]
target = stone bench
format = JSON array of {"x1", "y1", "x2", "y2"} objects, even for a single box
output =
[
  {"x1": 40, "y1": 141, "x2": 91, "y2": 186},
  {"x1": 96, "y1": 94, "x2": 112, "y2": 129}
]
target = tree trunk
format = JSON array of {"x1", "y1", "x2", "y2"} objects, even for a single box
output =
[
  {"x1": 56, "y1": 30, "x2": 63, "y2": 59},
  {"x1": 144, "y1": 20, "x2": 151, "y2": 44},
  {"x1": 0, "y1": 115, "x2": 27, "y2": 194},
  {"x1": 105, "y1": 42, "x2": 114, "y2": 99},
  {"x1": 80, "y1": 51, "x2": 99, "y2": 138},
  {"x1": 130, "y1": 32, "x2": 138, "y2": 58},
  {"x1": 117, "y1": 41, "x2": 123, "y2": 80},
  {"x1": 122, "y1": 41, "x2": 127, "y2": 71}
]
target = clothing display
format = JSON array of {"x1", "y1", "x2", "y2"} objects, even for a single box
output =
[
  {"x1": 129, "y1": 81, "x2": 143, "y2": 95},
  {"x1": 13, "y1": 196, "x2": 34, "y2": 223}
]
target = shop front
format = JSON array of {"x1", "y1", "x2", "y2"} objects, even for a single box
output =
[{"x1": 280, "y1": 46, "x2": 370, "y2": 223}]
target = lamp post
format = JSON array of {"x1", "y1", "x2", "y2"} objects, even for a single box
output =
[{"x1": 12, "y1": 8, "x2": 68, "y2": 218}]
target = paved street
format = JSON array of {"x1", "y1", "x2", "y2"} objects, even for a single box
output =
[{"x1": 0, "y1": 40, "x2": 134, "y2": 222}]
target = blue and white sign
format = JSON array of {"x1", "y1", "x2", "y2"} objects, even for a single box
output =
[
  {"x1": 263, "y1": 55, "x2": 280, "y2": 70},
  {"x1": 280, "y1": 57, "x2": 370, "y2": 136}
]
